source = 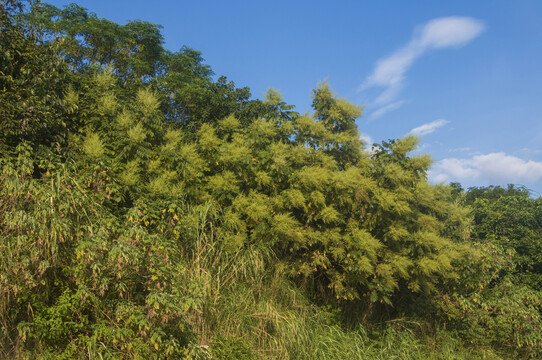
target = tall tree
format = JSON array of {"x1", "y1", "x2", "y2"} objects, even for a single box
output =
[
  {"x1": 466, "y1": 185, "x2": 542, "y2": 290},
  {"x1": 0, "y1": 0, "x2": 68, "y2": 149},
  {"x1": 30, "y1": 2, "x2": 164, "y2": 78}
]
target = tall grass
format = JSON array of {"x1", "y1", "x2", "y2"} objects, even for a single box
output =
[{"x1": 180, "y1": 203, "x2": 502, "y2": 360}]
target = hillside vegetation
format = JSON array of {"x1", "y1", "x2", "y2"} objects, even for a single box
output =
[{"x1": 1, "y1": 1, "x2": 541, "y2": 359}]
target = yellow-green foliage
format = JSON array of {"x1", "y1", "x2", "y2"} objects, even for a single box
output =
[
  {"x1": 250, "y1": 118, "x2": 277, "y2": 139},
  {"x1": 334, "y1": 97, "x2": 363, "y2": 120},
  {"x1": 234, "y1": 191, "x2": 271, "y2": 225},
  {"x1": 264, "y1": 87, "x2": 283, "y2": 105},
  {"x1": 178, "y1": 143, "x2": 207, "y2": 181},
  {"x1": 318, "y1": 205, "x2": 341, "y2": 224},
  {"x1": 255, "y1": 170, "x2": 272, "y2": 188},
  {"x1": 269, "y1": 141, "x2": 292, "y2": 170},
  {"x1": 83, "y1": 132, "x2": 105, "y2": 158},
  {"x1": 159, "y1": 88, "x2": 477, "y2": 310},
  {"x1": 286, "y1": 189, "x2": 306, "y2": 209},
  {"x1": 163, "y1": 128, "x2": 182, "y2": 151},
  {"x1": 148, "y1": 170, "x2": 177, "y2": 195},
  {"x1": 219, "y1": 114, "x2": 240, "y2": 130},
  {"x1": 207, "y1": 171, "x2": 239, "y2": 195},
  {"x1": 296, "y1": 166, "x2": 331, "y2": 191},
  {"x1": 219, "y1": 134, "x2": 251, "y2": 165},
  {"x1": 116, "y1": 109, "x2": 134, "y2": 128},
  {"x1": 64, "y1": 86, "x2": 79, "y2": 113},
  {"x1": 127, "y1": 122, "x2": 147, "y2": 143},
  {"x1": 310, "y1": 191, "x2": 326, "y2": 208},
  {"x1": 97, "y1": 93, "x2": 118, "y2": 115},
  {"x1": 136, "y1": 87, "x2": 160, "y2": 116},
  {"x1": 120, "y1": 160, "x2": 140, "y2": 186},
  {"x1": 198, "y1": 123, "x2": 221, "y2": 151},
  {"x1": 93, "y1": 67, "x2": 116, "y2": 89},
  {"x1": 272, "y1": 212, "x2": 303, "y2": 241}
]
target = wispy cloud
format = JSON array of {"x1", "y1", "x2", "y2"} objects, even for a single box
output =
[
  {"x1": 429, "y1": 152, "x2": 542, "y2": 185},
  {"x1": 369, "y1": 100, "x2": 406, "y2": 120},
  {"x1": 518, "y1": 148, "x2": 542, "y2": 155},
  {"x1": 359, "y1": 17, "x2": 485, "y2": 118},
  {"x1": 409, "y1": 119, "x2": 450, "y2": 136},
  {"x1": 448, "y1": 147, "x2": 472, "y2": 153}
]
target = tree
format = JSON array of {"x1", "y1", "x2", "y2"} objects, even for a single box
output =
[
  {"x1": 0, "y1": 0, "x2": 68, "y2": 149},
  {"x1": 30, "y1": 2, "x2": 165, "y2": 78},
  {"x1": 466, "y1": 185, "x2": 542, "y2": 290},
  {"x1": 433, "y1": 185, "x2": 542, "y2": 356}
]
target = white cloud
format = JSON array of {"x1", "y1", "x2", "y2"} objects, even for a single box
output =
[
  {"x1": 429, "y1": 152, "x2": 542, "y2": 185},
  {"x1": 360, "y1": 133, "x2": 378, "y2": 154},
  {"x1": 369, "y1": 100, "x2": 405, "y2": 120},
  {"x1": 417, "y1": 17, "x2": 487, "y2": 49},
  {"x1": 409, "y1": 119, "x2": 449, "y2": 136},
  {"x1": 359, "y1": 17, "x2": 485, "y2": 118},
  {"x1": 430, "y1": 158, "x2": 479, "y2": 181},
  {"x1": 360, "y1": 133, "x2": 374, "y2": 146},
  {"x1": 448, "y1": 146, "x2": 472, "y2": 153}
]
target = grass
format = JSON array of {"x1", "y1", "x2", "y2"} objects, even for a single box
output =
[{"x1": 178, "y1": 204, "x2": 504, "y2": 359}]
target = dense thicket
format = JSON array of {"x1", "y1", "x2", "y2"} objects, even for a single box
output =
[{"x1": 1, "y1": 1, "x2": 541, "y2": 359}]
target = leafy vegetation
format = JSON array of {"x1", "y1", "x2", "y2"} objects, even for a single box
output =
[{"x1": 1, "y1": 1, "x2": 541, "y2": 359}]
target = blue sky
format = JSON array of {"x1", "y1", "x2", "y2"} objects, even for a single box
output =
[{"x1": 46, "y1": 0, "x2": 542, "y2": 194}]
